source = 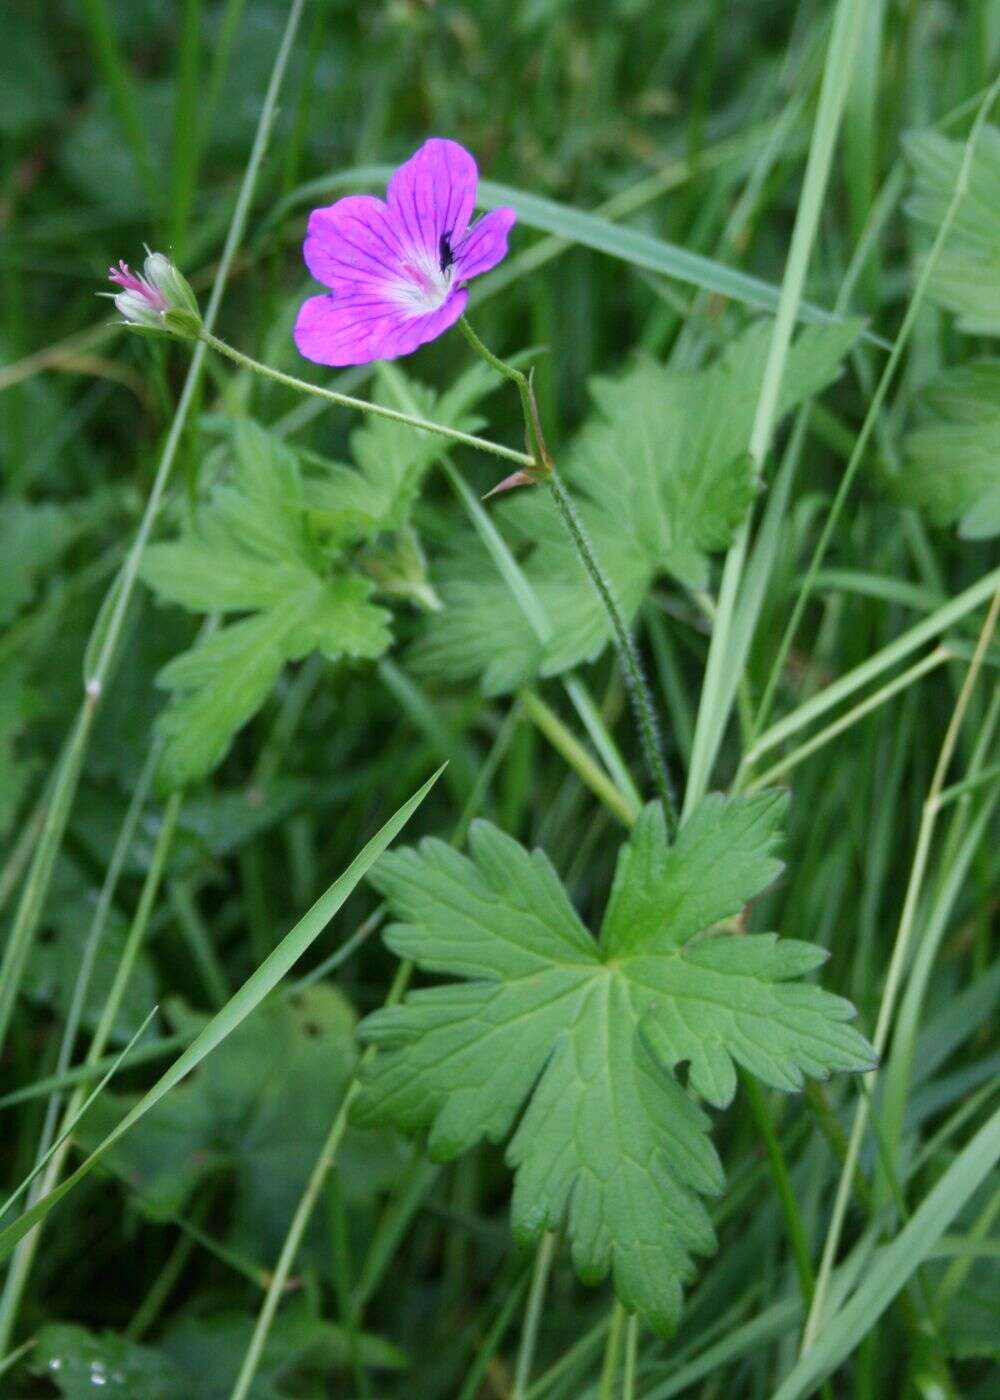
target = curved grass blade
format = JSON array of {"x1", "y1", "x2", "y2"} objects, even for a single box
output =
[
  {"x1": 0, "y1": 767, "x2": 442, "y2": 1265},
  {"x1": 773, "y1": 1105, "x2": 1000, "y2": 1400}
]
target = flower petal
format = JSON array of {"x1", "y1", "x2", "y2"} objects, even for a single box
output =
[
  {"x1": 387, "y1": 138, "x2": 478, "y2": 262},
  {"x1": 303, "y1": 195, "x2": 408, "y2": 292},
  {"x1": 454, "y1": 207, "x2": 518, "y2": 280},
  {"x1": 293, "y1": 287, "x2": 468, "y2": 367}
]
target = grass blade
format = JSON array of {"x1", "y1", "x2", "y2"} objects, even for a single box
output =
[
  {"x1": 0, "y1": 766, "x2": 442, "y2": 1266},
  {"x1": 774, "y1": 1106, "x2": 1000, "y2": 1400}
]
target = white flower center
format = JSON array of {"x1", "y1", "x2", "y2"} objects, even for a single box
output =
[{"x1": 395, "y1": 246, "x2": 454, "y2": 314}]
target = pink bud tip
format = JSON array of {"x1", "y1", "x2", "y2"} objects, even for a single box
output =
[
  {"x1": 108, "y1": 260, "x2": 167, "y2": 310},
  {"x1": 483, "y1": 470, "x2": 536, "y2": 499}
]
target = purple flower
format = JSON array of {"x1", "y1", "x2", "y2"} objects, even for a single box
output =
[{"x1": 294, "y1": 138, "x2": 516, "y2": 367}]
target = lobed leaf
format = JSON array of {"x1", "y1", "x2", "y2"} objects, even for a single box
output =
[
  {"x1": 142, "y1": 422, "x2": 391, "y2": 789},
  {"x1": 904, "y1": 125, "x2": 1000, "y2": 335},
  {"x1": 899, "y1": 361, "x2": 1000, "y2": 541},
  {"x1": 352, "y1": 793, "x2": 876, "y2": 1332}
]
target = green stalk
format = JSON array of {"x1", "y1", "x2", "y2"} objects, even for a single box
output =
[
  {"x1": 0, "y1": 1011, "x2": 157, "y2": 1222},
  {"x1": 622, "y1": 1313, "x2": 640, "y2": 1400},
  {"x1": 547, "y1": 469, "x2": 678, "y2": 828},
  {"x1": 933, "y1": 758, "x2": 1000, "y2": 810},
  {"x1": 375, "y1": 361, "x2": 642, "y2": 817},
  {"x1": 78, "y1": 0, "x2": 159, "y2": 218},
  {"x1": 597, "y1": 1299, "x2": 628, "y2": 1400},
  {"x1": 0, "y1": 702, "x2": 95, "y2": 1055},
  {"x1": 229, "y1": 958, "x2": 413, "y2": 1400},
  {"x1": 169, "y1": 879, "x2": 230, "y2": 1008},
  {"x1": 0, "y1": 793, "x2": 183, "y2": 1352},
  {"x1": 742, "y1": 1076, "x2": 818, "y2": 1313},
  {"x1": 0, "y1": 738, "x2": 165, "y2": 1338},
  {"x1": 229, "y1": 717, "x2": 518, "y2": 1398},
  {"x1": 455, "y1": 1269, "x2": 531, "y2": 1400},
  {"x1": 457, "y1": 316, "x2": 678, "y2": 830},
  {"x1": 196, "y1": 328, "x2": 533, "y2": 470},
  {"x1": 742, "y1": 647, "x2": 951, "y2": 792},
  {"x1": 512, "y1": 1231, "x2": 559, "y2": 1400},
  {"x1": 169, "y1": 0, "x2": 203, "y2": 257},
  {"x1": 743, "y1": 566, "x2": 1000, "y2": 769},
  {"x1": 518, "y1": 689, "x2": 638, "y2": 827},
  {"x1": 127, "y1": 1193, "x2": 211, "y2": 1341}
]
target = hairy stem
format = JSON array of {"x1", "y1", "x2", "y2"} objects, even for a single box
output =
[
  {"x1": 547, "y1": 469, "x2": 677, "y2": 828},
  {"x1": 458, "y1": 316, "x2": 678, "y2": 832},
  {"x1": 196, "y1": 328, "x2": 533, "y2": 469}
]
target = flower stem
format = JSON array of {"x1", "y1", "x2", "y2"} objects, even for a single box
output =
[
  {"x1": 547, "y1": 469, "x2": 677, "y2": 828},
  {"x1": 458, "y1": 317, "x2": 678, "y2": 832},
  {"x1": 458, "y1": 316, "x2": 547, "y2": 465},
  {"x1": 196, "y1": 328, "x2": 533, "y2": 470}
]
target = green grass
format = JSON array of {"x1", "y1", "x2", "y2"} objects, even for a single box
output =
[{"x1": 1, "y1": 1, "x2": 998, "y2": 1397}]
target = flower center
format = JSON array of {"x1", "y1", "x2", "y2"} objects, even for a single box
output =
[{"x1": 397, "y1": 247, "x2": 453, "y2": 313}]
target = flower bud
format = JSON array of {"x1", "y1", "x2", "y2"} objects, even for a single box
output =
[
  {"x1": 360, "y1": 527, "x2": 442, "y2": 612},
  {"x1": 106, "y1": 250, "x2": 201, "y2": 338}
]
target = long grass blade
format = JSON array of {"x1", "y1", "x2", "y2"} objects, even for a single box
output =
[{"x1": 0, "y1": 767, "x2": 441, "y2": 1265}]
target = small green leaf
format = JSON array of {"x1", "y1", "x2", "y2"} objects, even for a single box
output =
[
  {"x1": 899, "y1": 361, "x2": 1000, "y2": 539},
  {"x1": 79, "y1": 987, "x2": 402, "y2": 1265},
  {"x1": 0, "y1": 500, "x2": 79, "y2": 626},
  {"x1": 600, "y1": 790, "x2": 788, "y2": 957},
  {"x1": 302, "y1": 361, "x2": 496, "y2": 544},
  {"x1": 142, "y1": 421, "x2": 391, "y2": 789},
  {"x1": 352, "y1": 794, "x2": 875, "y2": 1333},
  {"x1": 32, "y1": 1324, "x2": 185, "y2": 1399},
  {"x1": 905, "y1": 125, "x2": 1000, "y2": 334},
  {"x1": 159, "y1": 1303, "x2": 408, "y2": 1395},
  {"x1": 31, "y1": 1305, "x2": 406, "y2": 1400},
  {"x1": 413, "y1": 319, "x2": 861, "y2": 693}
]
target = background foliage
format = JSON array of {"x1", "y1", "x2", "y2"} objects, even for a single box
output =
[{"x1": 1, "y1": 1, "x2": 998, "y2": 1397}]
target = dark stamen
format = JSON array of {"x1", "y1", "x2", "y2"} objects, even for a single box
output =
[{"x1": 439, "y1": 232, "x2": 454, "y2": 273}]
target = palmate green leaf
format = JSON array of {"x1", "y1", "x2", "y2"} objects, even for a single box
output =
[
  {"x1": 412, "y1": 318, "x2": 861, "y2": 693},
  {"x1": 142, "y1": 421, "x2": 391, "y2": 789},
  {"x1": 905, "y1": 125, "x2": 1000, "y2": 334},
  {"x1": 899, "y1": 361, "x2": 1000, "y2": 540},
  {"x1": 351, "y1": 792, "x2": 876, "y2": 1333}
]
